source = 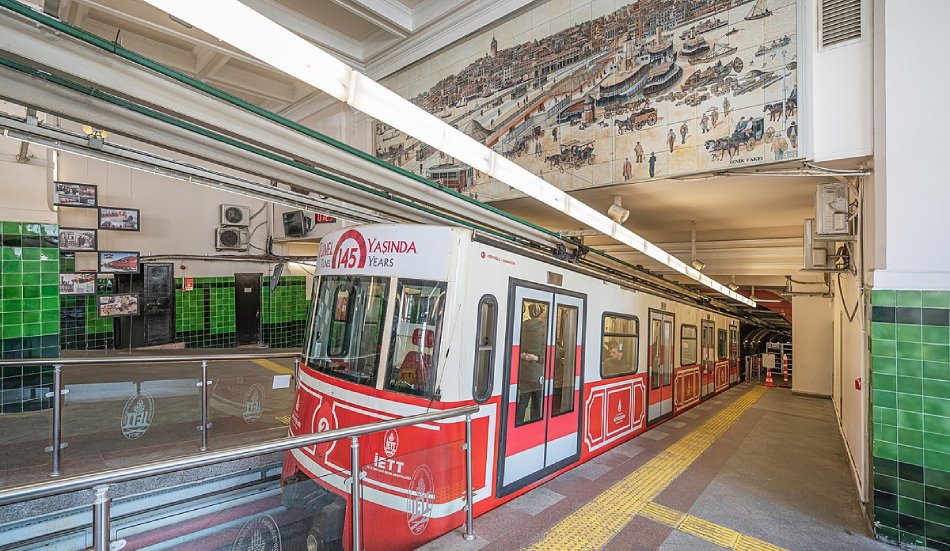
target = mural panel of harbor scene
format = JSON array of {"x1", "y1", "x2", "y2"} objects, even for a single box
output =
[{"x1": 376, "y1": 0, "x2": 799, "y2": 200}]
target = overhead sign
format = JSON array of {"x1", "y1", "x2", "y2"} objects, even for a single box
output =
[{"x1": 317, "y1": 225, "x2": 453, "y2": 280}]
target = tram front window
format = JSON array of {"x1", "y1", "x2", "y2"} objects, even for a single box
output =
[
  {"x1": 385, "y1": 279, "x2": 447, "y2": 397},
  {"x1": 305, "y1": 275, "x2": 389, "y2": 387}
]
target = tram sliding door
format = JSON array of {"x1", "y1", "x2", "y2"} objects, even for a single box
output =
[
  {"x1": 499, "y1": 283, "x2": 584, "y2": 495},
  {"x1": 701, "y1": 320, "x2": 715, "y2": 399},
  {"x1": 647, "y1": 310, "x2": 674, "y2": 424},
  {"x1": 729, "y1": 325, "x2": 740, "y2": 384}
]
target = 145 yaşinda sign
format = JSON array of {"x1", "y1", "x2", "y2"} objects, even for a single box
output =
[{"x1": 318, "y1": 226, "x2": 453, "y2": 280}]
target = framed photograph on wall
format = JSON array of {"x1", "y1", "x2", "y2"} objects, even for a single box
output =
[
  {"x1": 53, "y1": 181, "x2": 98, "y2": 208},
  {"x1": 98, "y1": 251, "x2": 140, "y2": 274},
  {"x1": 58, "y1": 228, "x2": 97, "y2": 252},
  {"x1": 97, "y1": 294, "x2": 140, "y2": 317},
  {"x1": 59, "y1": 272, "x2": 97, "y2": 295},
  {"x1": 98, "y1": 207, "x2": 140, "y2": 231}
]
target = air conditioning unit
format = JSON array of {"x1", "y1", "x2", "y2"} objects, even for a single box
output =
[
  {"x1": 220, "y1": 204, "x2": 250, "y2": 227},
  {"x1": 815, "y1": 183, "x2": 851, "y2": 239},
  {"x1": 215, "y1": 227, "x2": 249, "y2": 251},
  {"x1": 803, "y1": 218, "x2": 839, "y2": 271}
]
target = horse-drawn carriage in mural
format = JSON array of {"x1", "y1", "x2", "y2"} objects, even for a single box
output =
[
  {"x1": 615, "y1": 107, "x2": 658, "y2": 134},
  {"x1": 705, "y1": 116, "x2": 766, "y2": 161},
  {"x1": 545, "y1": 139, "x2": 596, "y2": 171}
]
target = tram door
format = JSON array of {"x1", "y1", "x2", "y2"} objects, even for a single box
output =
[
  {"x1": 729, "y1": 325, "x2": 740, "y2": 384},
  {"x1": 647, "y1": 311, "x2": 674, "y2": 424},
  {"x1": 499, "y1": 284, "x2": 584, "y2": 495},
  {"x1": 701, "y1": 320, "x2": 715, "y2": 399}
]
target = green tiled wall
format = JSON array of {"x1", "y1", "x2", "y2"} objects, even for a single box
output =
[
  {"x1": 1, "y1": 222, "x2": 59, "y2": 413},
  {"x1": 59, "y1": 279, "x2": 115, "y2": 351},
  {"x1": 871, "y1": 289, "x2": 950, "y2": 550},
  {"x1": 174, "y1": 275, "x2": 308, "y2": 349}
]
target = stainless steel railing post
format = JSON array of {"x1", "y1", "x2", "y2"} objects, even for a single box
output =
[
  {"x1": 349, "y1": 436, "x2": 362, "y2": 551},
  {"x1": 92, "y1": 485, "x2": 110, "y2": 551},
  {"x1": 293, "y1": 357, "x2": 300, "y2": 385},
  {"x1": 199, "y1": 360, "x2": 209, "y2": 451},
  {"x1": 48, "y1": 364, "x2": 63, "y2": 478},
  {"x1": 463, "y1": 413, "x2": 475, "y2": 541}
]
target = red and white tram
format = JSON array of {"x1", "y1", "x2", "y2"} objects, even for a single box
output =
[{"x1": 281, "y1": 224, "x2": 743, "y2": 550}]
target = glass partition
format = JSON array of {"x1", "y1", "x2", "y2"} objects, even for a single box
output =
[{"x1": 207, "y1": 358, "x2": 296, "y2": 448}]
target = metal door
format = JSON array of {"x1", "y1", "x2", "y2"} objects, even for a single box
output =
[
  {"x1": 234, "y1": 273, "x2": 262, "y2": 345},
  {"x1": 647, "y1": 310, "x2": 674, "y2": 424},
  {"x1": 701, "y1": 320, "x2": 715, "y2": 399},
  {"x1": 143, "y1": 263, "x2": 175, "y2": 346},
  {"x1": 499, "y1": 284, "x2": 584, "y2": 495}
]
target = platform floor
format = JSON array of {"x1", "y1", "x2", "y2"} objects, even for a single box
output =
[{"x1": 423, "y1": 383, "x2": 892, "y2": 551}]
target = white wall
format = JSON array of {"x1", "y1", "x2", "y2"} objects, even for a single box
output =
[
  {"x1": 0, "y1": 103, "x2": 55, "y2": 223},
  {"x1": 805, "y1": 0, "x2": 874, "y2": 162},
  {"x1": 873, "y1": 0, "x2": 950, "y2": 290},
  {"x1": 792, "y1": 295, "x2": 834, "y2": 396}
]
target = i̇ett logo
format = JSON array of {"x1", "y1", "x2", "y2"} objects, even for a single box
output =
[{"x1": 331, "y1": 229, "x2": 367, "y2": 269}]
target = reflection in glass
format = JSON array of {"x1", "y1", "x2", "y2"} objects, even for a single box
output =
[
  {"x1": 601, "y1": 314, "x2": 638, "y2": 377},
  {"x1": 306, "y1": 275, "x2": 389, "y2": 387},
  {"x1": 385, "y1": 279, "x2": 447, "y2": 397},
  {"x1": 473, "y1": 296, "x2": 497, "y2": 402},
  {"x1": 552, "y1": 305, "x2": 578, "y2": 416}
]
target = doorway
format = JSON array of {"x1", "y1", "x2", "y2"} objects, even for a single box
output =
[
  {"x1": 701, "y1": 320, "x2": 715, "y2": 400},
  {"x1": 234, "y1": 273, "x2": 262, "y2": 346},
  {"x1": 647, "y1": 310, "x2": 674, "y2": 424},
  {"x1": 498, "y1": 281, "x2": 585, "y2": 496},
  {"x1": 143, "y1": 263, "x2": 175, "y2": 346}
]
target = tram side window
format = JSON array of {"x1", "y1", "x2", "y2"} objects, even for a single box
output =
[
  {"x1": 385, "y1": 280, "x2": 447, "y2": 397},
  {"x1": 305, "y1": 275, "x2": 389, "y2": 387},
  {"x1": 601, "y1": 314, "x2": 638, "y2": 378},
  {"x1": 717, "y1": 329, "x2": 728, "y2": 360},
  {"x1": 473, "y1": 295, "x2": 497, "y2": 403},
  {"x1": 681, "y1": 325, "x2": 697, "y2": 366}
]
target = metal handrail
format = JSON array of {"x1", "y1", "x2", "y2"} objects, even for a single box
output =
[
  {"x1": 0, "y1": 352, "x2": 299, "y2": 367},
  {"x1": 0, "y1": 404, "x2": 479, "y2": 550},
  {"x1": 0, "y1": 404, "x2": 477, "y2": 505}
]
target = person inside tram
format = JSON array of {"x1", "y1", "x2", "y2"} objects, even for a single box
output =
[
  {"x1": 517, "y1": 303, "x2": 547, "y2": 423},
  {"x1": 603, "y1": 341, "x2": 628, "y2": 373}
]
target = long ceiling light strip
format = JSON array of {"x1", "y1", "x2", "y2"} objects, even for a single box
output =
[{"x1": 142, "y1": 0, "x2": 755, "y2": 307}]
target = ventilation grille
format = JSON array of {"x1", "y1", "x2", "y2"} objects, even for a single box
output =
[{"x1": 820, "y1": 0, "x2": 861, "y2": 47}]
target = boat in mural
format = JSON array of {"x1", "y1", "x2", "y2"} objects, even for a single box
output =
[
  {"x1": 687, "y1": 42, "x2": 739, "y2": 66},
  {"x1": 680, "y1": 35, "x2": 710, "y2": 59},
  {"x1": 681, "y1": 60, "x2": 733, "y2": 93},
  {"x1": 746, "y1": 0, "x2": 773, "y2": 21},
  {"x1": 755, "y1": 35, "x2": 792, "y2": 56},
  {"x1": 679, "y1": 18, "x2": 727, "y2": 40}
]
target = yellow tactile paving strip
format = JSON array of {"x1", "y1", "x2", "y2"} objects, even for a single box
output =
[
  {"x1": 525, "y1": 386, "x2": 777, "y2": 551},
  {"x1": 252, "y1": 358, "x2": 295, "y2": 375},
  {"x1": 640, "y1": 500, "x2": 789, "y2": 550}
]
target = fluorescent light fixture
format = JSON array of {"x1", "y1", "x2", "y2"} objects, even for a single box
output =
[{"x1": 142, "y1": 0, "x2": 756, "y2": 308}]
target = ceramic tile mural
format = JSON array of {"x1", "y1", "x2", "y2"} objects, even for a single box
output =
[{"x1": 377, "y1": 0, "x2": 799, "y2": 200}]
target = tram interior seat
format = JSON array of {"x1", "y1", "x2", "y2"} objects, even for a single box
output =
[{"x1": 395, "y1": 329, "x2": 434, "y2": 388}]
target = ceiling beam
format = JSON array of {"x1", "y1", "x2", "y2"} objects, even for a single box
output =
[
  {"x1": 237, "y1": 0, "x2": 365, "y2": 66},
  {"x1": 328, "y1": 0, "x2": 410, "y2": 37},
  {"x1": 194, "y1": 48, "x2": 231, "y2": 79}
]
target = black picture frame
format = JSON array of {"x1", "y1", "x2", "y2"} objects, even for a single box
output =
[
  {"x1": 98, "y1": 251, "x2": 140, "y2": 274},
  {"x1": 58, "y1": 227, "x2": 98, "y2": 252},
  {"x1": 59, "y1": 273, "x2": 97, "y2": 295},
  {"x1": 53, "y1": 181, "x2": 98, "y2": 208},
  {"x1": 98, "y1": 207, "x2": 141, "y2": 232},
  {"x1": 97, "y1": 293, "x2": 140, "y2": 318}
]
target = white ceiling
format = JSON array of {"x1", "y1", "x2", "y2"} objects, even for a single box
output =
[{"x1": 37, "y1": 0, "x2": 864, "y2": 319}]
